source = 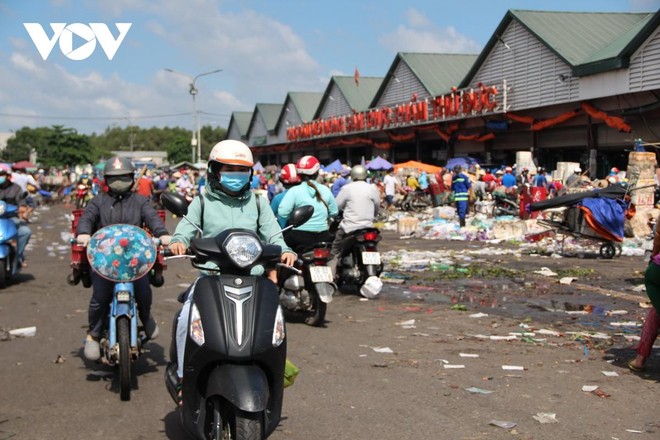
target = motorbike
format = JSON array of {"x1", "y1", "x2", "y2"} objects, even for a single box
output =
[
  {"x1": 492, "y1": 192, "x2": 520, "y2": 217},
  {"x1": 160, "y1": 192, "x2": 313, "y2": 440},
  {"x1": 277, "y1": 240, "x2": 335, "y2": 327},
  {"x1": 399, "y1": 188, "x2": 432, "y2": 212},
  {"x1": 81, "y1": 223, "x2": 162, "y2": 401},
  {"x1": 75, "y1": 183, "x2": 94, "y2": 209},
  {"x1": 0, "y1": 201, "x2": 21, "y2": 288},
  {"x1": 331, "y1": 217, "x2": 384, "y2": 298}
]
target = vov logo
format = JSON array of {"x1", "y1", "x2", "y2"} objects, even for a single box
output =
[{"x1": 23, "y1": 23, "x2": 132, "y2": 61}]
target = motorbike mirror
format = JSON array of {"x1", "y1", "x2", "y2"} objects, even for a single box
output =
[
  {"x1": 289, "y1": 205, "x2": 314, "y2": 227},
  {"x1": 161, "y1": 192, "x2": 189, "y2": 217}
]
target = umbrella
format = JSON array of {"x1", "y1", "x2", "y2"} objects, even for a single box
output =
[
  {"x1": 253, "y1": 161, "x2": 265, "y2": 172},
  {"x1": 446, "y1": 156, "x2": 480, "y2": 170},
  {"x1": 394, "y1": 160, "x2": 442, "y2": 174},
  {"x1": 322, "y1": 159, "x2": 344, "y2": 173},
  {"x1": 94, "y1": 162, "x2": 106, "y2": 170},
  {"x1": 366, "y1": 156, "x2": 393, "y2": 171},
  {"x1": 12, "y1": 160, "x2": 37, "y2": 170}
]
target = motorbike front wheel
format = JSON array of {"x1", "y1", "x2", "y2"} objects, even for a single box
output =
[
  {"x1": 209, "y1": 398, "x2": 263, "y2": 440},
  {"x1": 117, "y1": 316, "x2": 132, "y2": 401}
]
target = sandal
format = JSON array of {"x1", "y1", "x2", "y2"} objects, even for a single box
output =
[
  {"x1": 175, "y1": 381, "x2": 183, "y2": 407},
  {"x1": 628, "y1": 359, "x2": 645, "y2": 372}
]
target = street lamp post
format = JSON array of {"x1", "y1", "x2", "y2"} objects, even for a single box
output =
[{"x1": 164, "y1": 68, "x2": 223, "y2": 163}]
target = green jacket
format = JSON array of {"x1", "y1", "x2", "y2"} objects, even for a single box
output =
[{"x1": 171, "y1": 188, "x2": 292, "y2": 274}]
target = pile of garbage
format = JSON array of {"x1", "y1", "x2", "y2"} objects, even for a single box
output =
[{"x1": 377, "y1": 207, "x2": 648, "y2": 257}]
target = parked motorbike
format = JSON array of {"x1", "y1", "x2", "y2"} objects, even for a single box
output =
[
  {"x1": 277, "y1": 240, "x2": 335, "y2": 327},
  {"x1": 334, "y1": 225, "x2": 384, "y2": 298},
  {"x1": 160, "y1": 192, "x2": 313, "y2": 440},
  {"x1": 0, "y1": 201, "x2": 21, "y2": 288},
  {"x1": 82, "y1": 223, "x2": 161, "y2": 401},
  {"x1": 492, "y1": 192, "x2": 520, "y2": 217}
]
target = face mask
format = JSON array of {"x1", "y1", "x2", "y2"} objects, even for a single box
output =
[
  {"x1": 0, "y1": 177, "x2": 5, "y2": 185},
  {"x1": 107, "y1": 176, "x2": 133, "y2": 194},
  {"x1": 220, "y1": 172, "x2": 250, "y2": 193}
]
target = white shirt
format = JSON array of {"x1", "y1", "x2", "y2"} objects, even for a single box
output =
[{"x1": 383, "y1": 174, "x2": 397, "y2": 196}]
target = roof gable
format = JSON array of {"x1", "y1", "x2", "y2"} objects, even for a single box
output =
[
  {"x1": 247, "y1": 103, "x2": 283, "y2": 135},
  {"x1": 228, "y1": 111, "x2": 252, "y2": 137},
  {"x1": 461, "y1": 9, "x2": 659, "y2": 86}
]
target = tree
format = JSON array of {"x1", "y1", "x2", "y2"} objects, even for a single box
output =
[
  {"x1": 3, "y1": 126, "x2": 103, "y2": 166},
  {"x1": 166, "y1": 135, "x2": 194, "y2": 164}
]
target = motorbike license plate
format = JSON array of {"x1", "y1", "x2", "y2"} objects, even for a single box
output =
[
  {"x1": 309, "y1": 266, "x2": 333, "y2": 283},
  {"x1": 116, "y1": 291, "x2": 130, "y2": 302},
  {"x1": 362, "y1": 252, "x2": 381, "y2": 265}
]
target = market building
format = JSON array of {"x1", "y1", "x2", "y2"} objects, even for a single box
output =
[{"x1": 226, "y1": 9, "x2": 660, "y2": 178}]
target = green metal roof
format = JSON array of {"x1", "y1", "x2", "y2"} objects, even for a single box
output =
[
  {"x1": 460, "y1": 9, "x2": 660, "y2": 86},
  {"x1": 253, "y1": 103, "x2": 283, "y2": 132},
  {"x1": 400, "y1": 53, "x2": 478, "y2": 95},
  {"x1": 334, "y1": 76, "x2": 383, "y2": 112},
  {"x1": 229, "y1": 111, "x2": 252, "y2": 137},
  {"x1": 288, "y1": 92, "x2": 323, "y2": 121}
]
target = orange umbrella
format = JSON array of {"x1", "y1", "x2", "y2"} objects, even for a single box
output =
[{"x1": 393, "y1": 160, "x2": 442, "y2": 174}]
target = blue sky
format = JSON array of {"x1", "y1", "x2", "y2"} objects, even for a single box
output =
[{"x1": 0, "y1": 0, "x2": 657, "y2": 135}]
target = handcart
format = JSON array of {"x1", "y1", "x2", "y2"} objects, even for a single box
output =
[{"x1": 528, "y1": 185, "x2": 635, "y2": 259}]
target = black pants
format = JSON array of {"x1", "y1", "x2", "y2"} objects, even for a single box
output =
[
  {"x1": 283, "y1": 229, "x2": 333, "y2": 254},
  {"x1": 88, "y1": 271, "x2": 153, "y2": 338}
]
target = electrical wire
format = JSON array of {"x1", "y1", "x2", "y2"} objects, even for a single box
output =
[{"x1": 0, "y1": 111, "x2": 193, "y2": 121}]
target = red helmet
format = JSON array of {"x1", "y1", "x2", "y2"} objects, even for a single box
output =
[
  {"x1": 280, "y1": 163, "x2": 300, "y2": 184},
  {"x1": 295, "y1": 155, "x2": 320, "y2": 175}
]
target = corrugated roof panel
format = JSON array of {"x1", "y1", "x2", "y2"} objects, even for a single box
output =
[
  {"x1": 288, "y1": 92, "x2": 323, "y2": 121},
  {"x1": 511, "y1": 10, "x2": 652, "y2": 65},
  {"x1": 231, "y1": 111, "x2": 253, "y2": 136},
  {"x1": 399, "y1": 53, "x2": 478, "y2": 95},
  {"x1": 334, "y1": 76, "x2": 383, "y2": 112},
  {"x1": 255, "y1": 103, "x2": 283, "y2": 131}
]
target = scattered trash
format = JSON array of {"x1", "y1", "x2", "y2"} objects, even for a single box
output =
[
  {"x1": 601, "y1": 371, "x2": 619, "y2": 377},
  {"x1": 559, "y1": 277, "x2": 577, "y2": 285},
  {"x1": 582, "y1": 385, "x2": 599, "y2": 392},
  {"x1": 443, "y1": 364, "x2": 465, "y2": 369},
  {"x1": 459, "y1": 353, "x2": 479, "y2": 358},
  {"x1": 609, "y1": 321, "x2": 641, "y2": 327},
  {"x1": 489, "y1": 420, "x2": 517, "y2": 430},
  {"x1": 469, "y1": 312, "x2": 489, "y2": 318},
  {"x1": 537, "y1": 329, "x2": 561, "y2": 336},
  {"x1": 592, "y1": 389, "x2": 611, "y2": 398},
  {"x1": 53, "y1": 355, "x2": 66, "y2": 364},
  {"x1": 9, "y1": 326, "x2": 37, "y2": 338},
  {"x1": 605, "y1": 310, "x2": 628, "y2": 316},
  {"x1": 625, "y1": 429, "x2": 644, "y2": 434},
  {"x1": 465, "y1": 387, "x2": 493, "y2": 394},
  {"x1": 396, "y1": 319, "x2": 416, "y2": 328},
  {"x1": 450, "y1": 304, "x2": 468, "y2": 311},
  {"x1": 502, "y1": 365, "x2": 525, "y2": 371},
  {"x1": 534, "y1": 267, "x2": 558, "y2": 277},
  {"x1": 372, "y1": 347, "x2": 394, "y2": 354},
  {"x1": 491, "y1": 335, "x2": 517, "y2": 340},
  {"x1": 632, "y1": 284, "x2": 646, "y2": 292},
  {"x1": 533, "y1": 413, "x2": 558, "y2": 424},
  {"x1": 90, "y1": 370, "x2": 113, "y2": 378}
]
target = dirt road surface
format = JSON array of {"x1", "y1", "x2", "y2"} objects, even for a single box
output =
[{"x1": 0, "y1": 203, "x2": 658, "y2": 440}]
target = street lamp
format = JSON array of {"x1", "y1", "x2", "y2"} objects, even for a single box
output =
[{"x1": 164, "y1": 68, "x2": 223, "y2": 163}]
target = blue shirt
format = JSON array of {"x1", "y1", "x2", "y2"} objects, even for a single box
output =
[
  {"x1": 331, "y1": 176, "x2": 348, "y2": 197},
  {"x1": 278, "y1": 180, "x2": 338, "y2": 232},
  {"x1": 502, "y1": 173, "x2": 516, "y2": 188},
  {"x1": 270, "y1": 189, "x2": 288, "y2": 228}
]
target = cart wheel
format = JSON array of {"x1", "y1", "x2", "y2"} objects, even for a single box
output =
[{"x1": 599, "y1": 243, "x2": 616, "y2": 259}]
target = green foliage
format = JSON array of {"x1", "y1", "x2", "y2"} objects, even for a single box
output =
[{"x1": 3, "y1": 124, "x2": 227, "y2": 167}]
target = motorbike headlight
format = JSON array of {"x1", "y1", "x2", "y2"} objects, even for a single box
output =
[
  {"x1": 222, "y1": 233, "x2": 262, "y2": 268},
  {"x1": 0, "y1": 202, "x2": 6, "y2": 216},
  {"x1": 272, "y1": 305, "x2": 285, "y2": 347},
  {"x1": 189, "y1": 303, "x2": 205, "y2": 346}
]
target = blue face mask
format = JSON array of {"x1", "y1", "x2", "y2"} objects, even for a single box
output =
[
  {"x1": 0, "y1": 177, "x2": 6, "y2": 185},
  {"x1": 220, "y1": 172, "x2": 250, "y2": 192}
]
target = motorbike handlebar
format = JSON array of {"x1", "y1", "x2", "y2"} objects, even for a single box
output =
[{"x1": 277, "y1": 262, "x2": 302, "y2": 275}]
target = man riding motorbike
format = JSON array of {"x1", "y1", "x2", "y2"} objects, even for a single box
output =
[
  {"x1": 0, "y1": 164, "x2": 31, "y2": 267},
  {"x1": 329, "y1": 164, "x2": 380, "y2": 276},
  {"x1": 76, "y1": 156, "x2": 172, "y2": 361}
]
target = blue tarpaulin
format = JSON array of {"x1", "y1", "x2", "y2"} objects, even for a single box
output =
[
  {"x1": 322, "y1": 159, "x2": 343, "y2": 173},
  {"x1": 366, "y1": 156, "x2": 393, "y2": 171},
  {"x1": 446, "y1": 156, "x2": 480, "y2": 170},
  {"x1": 579, "y1": 197, "x2": 626, "y2": 241}
]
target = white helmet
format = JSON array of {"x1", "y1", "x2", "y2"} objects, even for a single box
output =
[
  {"x1": 574, "y1": 167, "x2": 582, "y2": 173},
  {"x1": 208, "y1": 140, "x2": 254, "y2": 167}
]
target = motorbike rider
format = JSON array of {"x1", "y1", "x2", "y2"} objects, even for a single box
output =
[
  {"x1": 270, "y1": 163, "x2": 301, "y2": 228},
  {"x1": 328, "y1": 164, "x2": 380, "y2": 275},
  {"x1": 75, "y1": 156, "x2": 172, "y2": 361},
  {"x1": 277, "y1": 155, "x2": 338, "y2": 252},
  {"x1": 0, "y1": 165, "x2": 32, "y2": 267},
  {"x1": 451, "y1": 165, "x2": 472, "y2": 228},
  {"x1": 168, "y1": 140, "x2": 296, "y2": 390}
]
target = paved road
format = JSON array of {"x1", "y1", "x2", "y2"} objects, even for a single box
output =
[{"x1": 0, "y1": 203, "x2": 658, "y2": 440}]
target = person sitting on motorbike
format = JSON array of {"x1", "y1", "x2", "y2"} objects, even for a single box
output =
[
  {"x1": 278, "y1": 155, "x2": 338, "y2": 253},
  {"x1": 271, "y1": 163, "x2": 301, "y2": 228},
  {"x1": 406, "y1": 172, "x2": 421, "y2": 191},
  {"x1": 331, "y1": 168, "x2": 350, "y2": 197},
  {"x1": 76, "y1": 156, "x2": 172, "y2": 361},
  {"x1": 0, "y1": 165, "x2": 32, "y2": 267},
  {"x1": 168, "y1": 140, "x2": 296, "y2": 387},
  {"x1": 329, "y1": 164, "x2": 380, "y2": 275},
  {"x1": 175, "y1": 171, "x2": 194, "y2": 198}
]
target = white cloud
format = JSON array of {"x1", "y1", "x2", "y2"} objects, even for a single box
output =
[
  {"x1": 629, "y1": 0, "x2": 660, "y2": 12},
  {"x1": 379, "y1": 8, "x2": 481, "y2": 54}
]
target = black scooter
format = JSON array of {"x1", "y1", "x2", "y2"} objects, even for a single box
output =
[
  {"x1": 492, "y1": 192, "x2": 520, "y2": 217},
  {"x1": 161, "y1": 192, "x2": 313, "y2": 440}
]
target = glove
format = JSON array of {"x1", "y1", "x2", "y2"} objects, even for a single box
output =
[
  {"x1": 77, "y1": 234, "x2": 91, "y2": 246},
  {"x1": 159, "y1": 235, "x2": 172, "y2": 246}
]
